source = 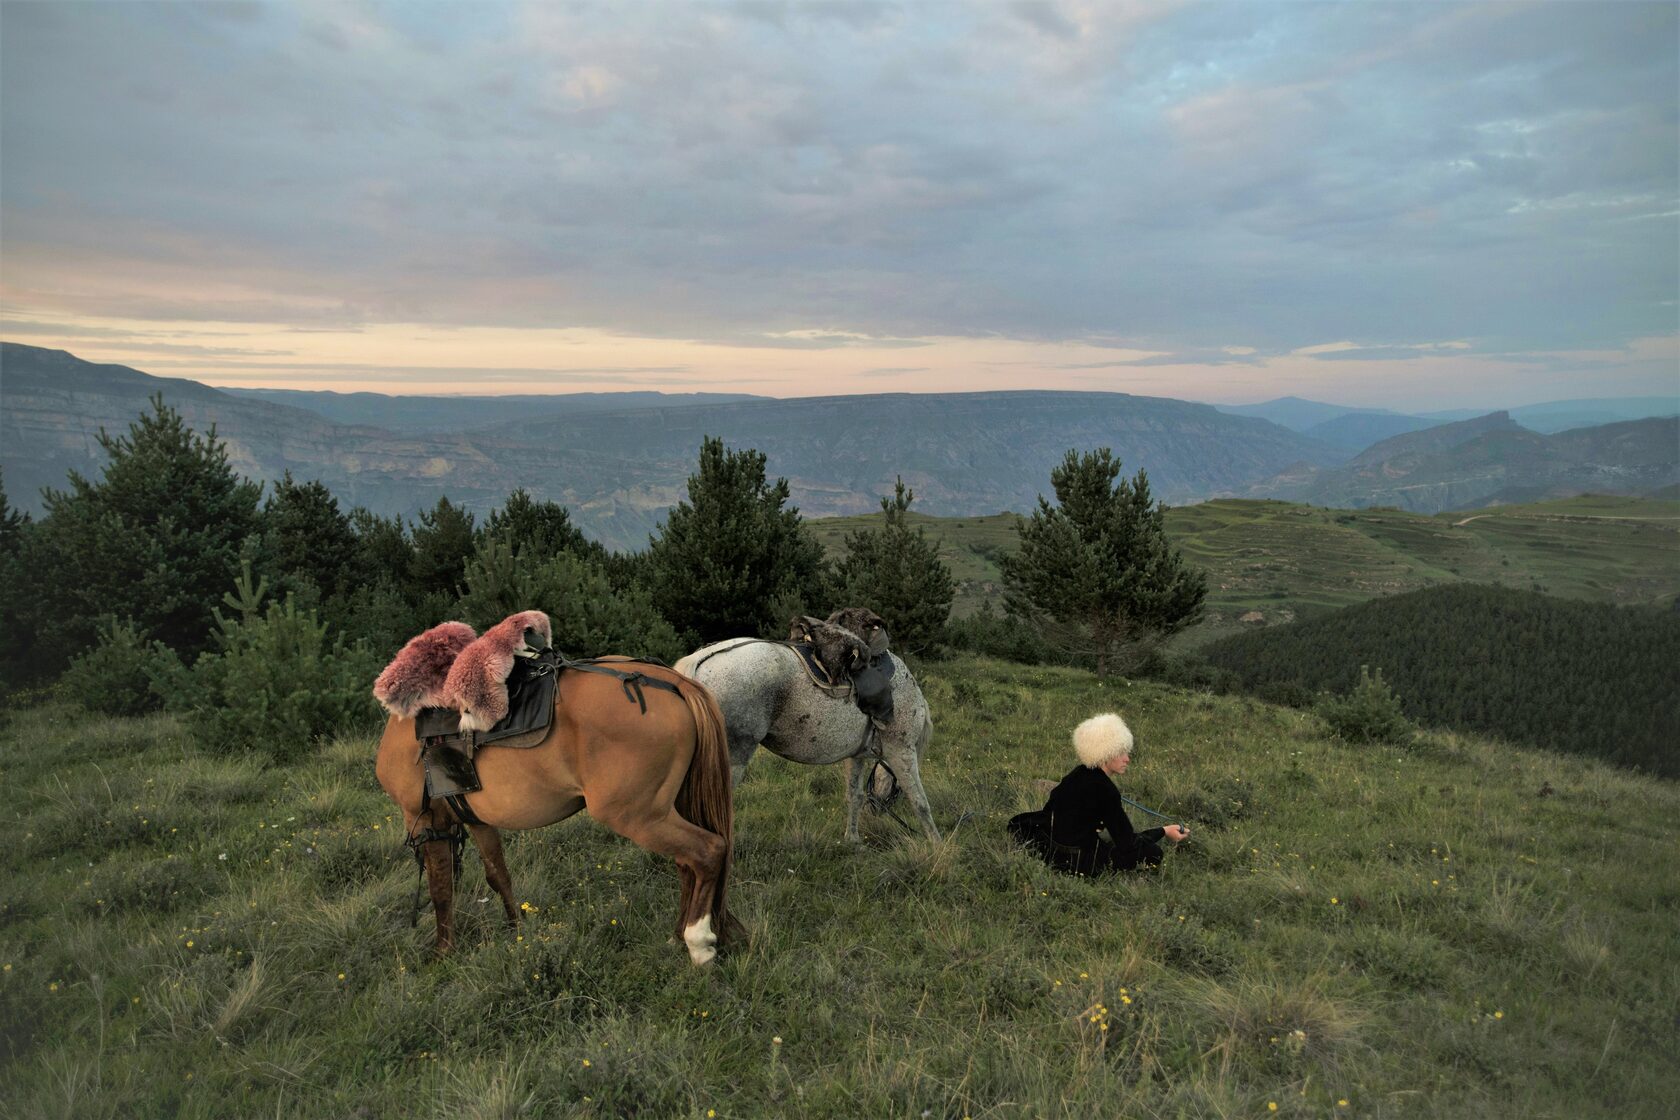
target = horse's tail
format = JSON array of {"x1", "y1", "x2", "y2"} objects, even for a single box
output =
[{"x1": 671, "y1": 676, "x2": 738, "y2": 945}]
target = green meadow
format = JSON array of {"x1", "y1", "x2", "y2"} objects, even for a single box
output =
[
  {"x1": 3, "y1": 655, "x2": 1675, "y2": 1118},
  {"x1": 807, "y1": 496, "x2": 1680, "y2": 643}
]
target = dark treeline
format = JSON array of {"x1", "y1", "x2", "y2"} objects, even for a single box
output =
[
  {"x1": 0, "y1": 397, "x2": 1203, "y2": 756},
  {"x1": 1196, "y1": 584, "x2": 1680, "y2": 777}
]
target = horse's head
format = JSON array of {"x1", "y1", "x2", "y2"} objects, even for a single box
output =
[
  {"x1": 789, "y1": 615, "x2": 871, "y2": 682},
  {"x1": 826, "y1": 606, "x2": 890, "y2": 657}
]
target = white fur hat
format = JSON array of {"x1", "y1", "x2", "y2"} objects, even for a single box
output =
[{"x1": 1073, "y1": 712, "x2": 1134, "y2": 768}]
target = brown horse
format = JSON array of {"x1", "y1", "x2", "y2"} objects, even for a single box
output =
[{"x1": 375, "y1": 660, "x2": 738, "y2": 964}]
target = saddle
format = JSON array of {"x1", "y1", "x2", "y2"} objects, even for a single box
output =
[
  {"x1": 776, "y1": 640, "x2": 897, "y2": 725},
  {"x1": 415, "y1": 651, "x2": 687, "y2": 809},
  {"x1": 414, "y1": 649, "x2": 561, "y2": 801}
]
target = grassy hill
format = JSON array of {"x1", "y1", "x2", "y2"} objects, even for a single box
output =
[
  {"x1": 3, "y1": 658, "x2": 1677, "y2": 1117},
  {"x1": 808, "y1": 495, "x2": 1680, "y2": 643}
]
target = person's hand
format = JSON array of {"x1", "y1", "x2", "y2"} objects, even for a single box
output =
[{"x1": 1163, "y1": 824, "x2": 1189, "y2": 843}]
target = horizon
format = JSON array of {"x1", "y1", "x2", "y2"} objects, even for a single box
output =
[
  {"x1": 2, "y1": 2, "x2": 1676, "y2": 409},
  {"x1": 11, "y1": 337, "x2": 1677, "y2": 416}
]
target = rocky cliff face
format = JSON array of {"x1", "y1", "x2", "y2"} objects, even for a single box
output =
[{"x1": 2, "y1": 342, "x2": 1344, "y2": 550}]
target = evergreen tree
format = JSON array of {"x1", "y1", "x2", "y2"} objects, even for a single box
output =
[
  {"x1": 348, "y1": 507, "x2": 410, "y2": 585},
  {"x1": 481, "y1": 488, "x2": 601, "y2": 562},
  {"x1": 407, "y1": 496, "x2": 477, "y2": 604},
  {"x1": 646, "y1": 437, "x2": 828, "y2": 643},
  {"x1": 836, "y1": 477, "x2": 955, "y2": 654},
  {"x1": 456, "y1": 536, "x2": 684, "y2": 663},
  {"x1": 26, "y1": 395, "x2": 262, "y2": 668},
  {"x1": 0, "y1": 470, "x2": 26, "y2": 545},
  {"x1": 0, "y1": 471, "x2": 35, "y2": 692},
  {"x1": 1001, "y1": 448, "x2": 1206, "y2": 676},
  {"x1": 260, "y1": 472, "x2": 357, "y2": 602}
]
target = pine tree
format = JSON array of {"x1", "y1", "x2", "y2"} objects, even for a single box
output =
[
  {"x1": 26, "y1": 395, "x2": 262, "y2": 668},
  {"x1": 481, "y1": 488, "x2": 601, "y2": 562},
  {"x1": 646, "y1": 437, "x2": 828, "y2": 643},
  {"x1": 348, "y1": 507, "x2": 410, "y2": 585},
  {"x1": 456, "y1": 536, "x2": 683, "y2": 663},
  {"x1": 837, "y1": 477, "x2": 955, "y2": 654},
  {"x1": 0, "y1": 470, "x2": 35, "y2": 692},
  {"x1": 1001, "y1": 448, "x2": 1206, "y2": 677},
  {"x1": 407, "y1": 496, "x2": 477, "y2": 604},
  {"x1": 260, "y1": 471, "x2": 357, "y2": 602}
]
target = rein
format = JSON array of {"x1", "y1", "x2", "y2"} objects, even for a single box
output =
[{"x1": 1120, "y1": 794, "x2": 1179, "y2": 824}]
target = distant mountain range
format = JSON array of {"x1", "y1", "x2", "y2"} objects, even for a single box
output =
[
  {"x1": 1217, "y1": 393, "x2": 1678, "y2": 445},
  {"x1": 1237, "y1": 411, "x2": 1680, "y2": 512},
  {"x1": 221, "y1": 386, "x2": 763, "y2": 432},
  {"x1": 1, "y1": 343, "x2": 1338, "y2": 550},
  {"x1": 4, "y1": 343, "x2": 1674, "y2": 547}
]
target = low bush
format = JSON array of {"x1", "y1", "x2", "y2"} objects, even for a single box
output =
[
  {"x1": 154, "y1": 567, "x2": 382, "y2": 762},
  {"x1": 945, "y1": 602, "x2": 1062, "y2": 665},
  {"x1": 456, "y1": 538, "x2": 685, "y2": 663},
  {"x1": 60, "y1": 618, "x2": 181, "y2": 717},
  {"x1": 1316, "y1": 664, "x2": 1414, "y2": 744}
]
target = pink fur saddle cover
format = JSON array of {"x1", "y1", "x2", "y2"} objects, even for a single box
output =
[
  {"x1": 373, "y1": 621, "x2": 479, "y2": 718},
  {"x1": 442, "y1": 610, "x2": 554, "y2": 732}
]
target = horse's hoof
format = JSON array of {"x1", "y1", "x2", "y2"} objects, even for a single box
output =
[{"x1": 683, "y1": 916, "x2": 718, "y2": 965}]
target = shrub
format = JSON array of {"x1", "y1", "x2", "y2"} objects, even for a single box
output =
[
  {"x1": 155, "y1": 566, "x2": 382, "y2": 762},
  {"x1": 945, "y1": 601, "x2": 1059, "y2": 665},
  {"x1": 1317, "y1": 665, "x2": 1414, "y2": 744},
  {"x1": 457, "y1": 537, "x2": 685, "y2": 664},
  {"x1": 60, "y1": 619, "x2": 181, "y2": 717},
  {"x1": 1135, "y1": 650, "x2": 1238, "y2": 693}
]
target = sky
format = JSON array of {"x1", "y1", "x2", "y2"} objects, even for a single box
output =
[{"x1": 1, "y1": 0, "x2": 1676, "y2": 410}]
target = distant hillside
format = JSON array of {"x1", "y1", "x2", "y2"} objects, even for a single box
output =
[
  {"x1": 474, "y1": 391, "x2": 1343, "y2": 547},
  {"x1": 221, "y1": 386, "x2": 761, "y2": 433},
  {"x1": 1300, "y1": 411, "x2": 1441, "y2": 452},
  {"x1": 0, "y1": 343, "x2": 1340, "y2": 551},
  {"x1": 1425, "y1": 396, "x2": 1679, "y2": 433},
  {"x1": 1199, "y1": 584, "x2": 1680, "y2": 776},
  {"x1": 809, "y1": 496, "x2": 1680, "y2": 635},
  {"x1": 1347, "y1": 411, "x2": 1523, "y2": 467},
  {"x1": 1236, "y1": 412, "x2": 1678, "y2": 513},
  {"x1": 1214, "y1": 395, "x2": 1401, "y2": 432},
  {"x1": 1223, "y1": 394, "x2": 1676, "y2": 441}
]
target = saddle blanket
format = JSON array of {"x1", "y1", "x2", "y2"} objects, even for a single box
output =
[{"x1": 416, "y1": 653, "x2": 558, "y2": 801}]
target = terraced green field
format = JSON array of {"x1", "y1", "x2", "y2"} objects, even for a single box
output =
[{"x1": 808, "y1": 496, "x2": 1680, "y2": 645}]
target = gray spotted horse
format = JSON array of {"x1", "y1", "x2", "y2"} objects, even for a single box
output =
[{"x1": 676, "y1": 608, "x2": 939, "y2": 842}]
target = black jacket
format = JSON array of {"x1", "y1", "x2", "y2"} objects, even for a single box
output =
[{"x1": 1044, "y1": 764, "x2": 1164, "y2": 851}]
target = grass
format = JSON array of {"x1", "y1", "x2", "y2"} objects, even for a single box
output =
[
  {"x1": 809, "y1": 496, "x2": 1680, "y2": 645},
  {"x1": 3, "y1": 659, "x2": 1677, "y2": 1117}
]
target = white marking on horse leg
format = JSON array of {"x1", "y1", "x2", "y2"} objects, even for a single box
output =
[{"x1": 683, "y1": 914, "x2": 717, "y2": 965}]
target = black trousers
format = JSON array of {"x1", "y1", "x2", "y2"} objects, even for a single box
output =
[
  {"x1": 1052, "y1": 837, "x2": 1164, "y2": 876},
  {"x1": 1008, "y1": 812, "x2": 1163, "y2": 876}
]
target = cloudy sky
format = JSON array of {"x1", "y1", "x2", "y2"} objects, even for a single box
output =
[{"x1": 2, "y1": 1, "x2": 1675, "y2": 408}]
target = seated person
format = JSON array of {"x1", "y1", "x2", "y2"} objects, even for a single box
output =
[{"x1": 1009, "y1": 712, "x2": 1188, "y2": 875}]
